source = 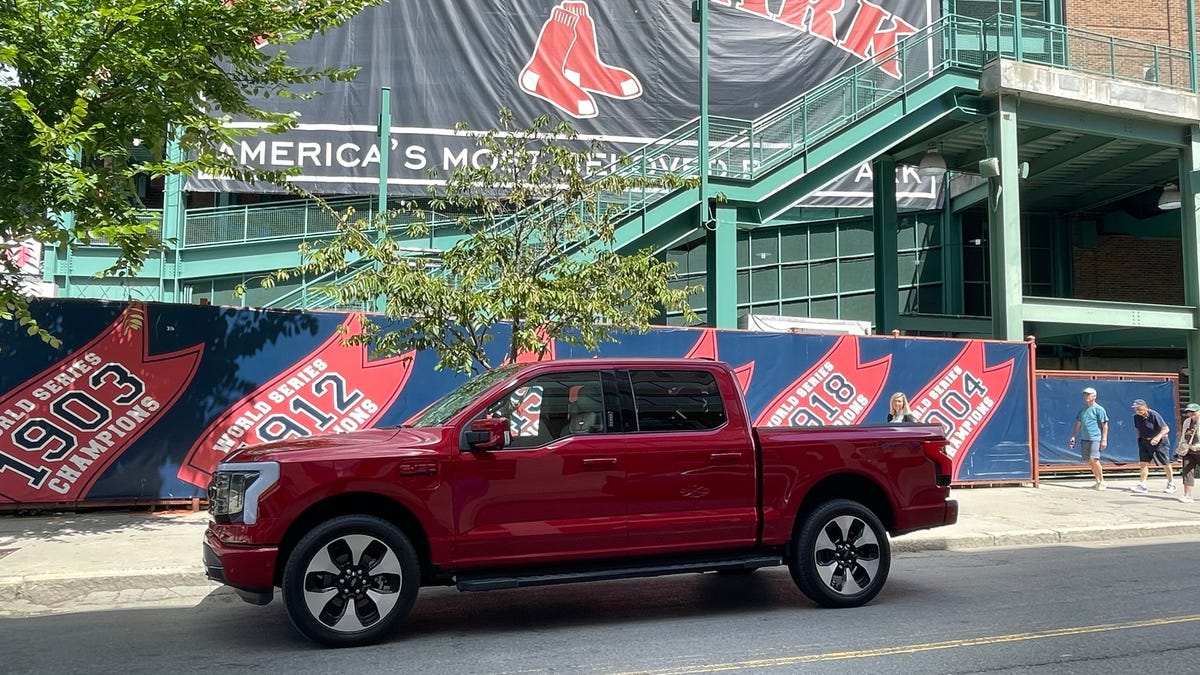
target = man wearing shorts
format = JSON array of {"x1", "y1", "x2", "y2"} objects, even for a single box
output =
[
  {"x1": 1130, "y1": 398, "x2": 1176, "y2": 494},
  {"x1": 1069, "y1": 386, "x2": 1108, "y2": 490}
]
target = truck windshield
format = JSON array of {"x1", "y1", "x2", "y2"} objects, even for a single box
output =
[{"x1": 406, "y1": 363, "x2": 524, "y2": 427}]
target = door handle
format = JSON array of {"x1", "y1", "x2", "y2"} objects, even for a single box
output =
[
  {"x1": 709, "y1": 452, "x2": 743, "y2": 463},
  {"x1": 581, "y1": 457, "x2": 618, "y2": 468}
]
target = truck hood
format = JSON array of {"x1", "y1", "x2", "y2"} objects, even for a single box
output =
[{"x1": 226, "y1": 427, "x2": 447, "y2": 464}]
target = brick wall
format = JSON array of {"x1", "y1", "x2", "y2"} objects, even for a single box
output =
[
  {"x1": 1072, "y1": 234, "x2": 1184, "y2": 304},
  {"x1": 1066, "y1": 1, "x2": 1190, "y2": 46}
]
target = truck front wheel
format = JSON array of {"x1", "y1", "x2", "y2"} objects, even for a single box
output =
[
  {"x1": 282, "y1": 515, "x2": 420, "y2": 647},
  {"x1": 788, "y1": 499, "x2": 890, "y2": 608}
]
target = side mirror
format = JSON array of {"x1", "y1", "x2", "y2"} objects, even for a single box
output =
[{"x1": 465, "y1": 417, "x2": 510, "y2": 450}]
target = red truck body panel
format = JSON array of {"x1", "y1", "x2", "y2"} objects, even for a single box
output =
[{"x1": 204, "y1": 358, "x2": 956, "y2": 592}]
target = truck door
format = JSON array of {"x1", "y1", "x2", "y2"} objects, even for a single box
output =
[
  {"x1": 620, "y1": 368, "x2": 758, "y2": 554},
  {"x1": 453, "y1": 370, "x2": 627, "y2": 567}
]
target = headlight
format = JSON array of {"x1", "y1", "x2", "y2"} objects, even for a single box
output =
[{"x1": 208, "y1": 461, "x2": 279, "y2": 524}]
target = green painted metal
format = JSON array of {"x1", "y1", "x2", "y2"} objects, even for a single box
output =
[
  {"x1": 987, "y1": 95, "x2": 1024, "y2": 341},
  {"x1": 895, "y1": 313, "x2": 993, "y2": 334},
  {"x1": 1190, "y1": 0, "x2": 1197, "y2": 92},
  {"x1": 1015, "y1": 101, "x2": 1189, "y2": 148},
  {"x1": 705, "y1": 206, "x2": 737, "y2": 328},
  {"x1": 695, "y1": 0, "x2": 710, "y2": 239},
  {"x1": 872, "y1": 155, "x2": 899, "y2": 332},
  {"x1": 1182, "y1": 127, "x2": 1200, "y2": 391},
  {"x1": 1022, "y1": 297, "x2": 1197, "y2": 331}
]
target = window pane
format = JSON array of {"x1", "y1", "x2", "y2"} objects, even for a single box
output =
[
  {"x1": 628, "y1": 370, "x2": 727, "y2": 432},
  {"x1": 751, "y1": 267, "x2": 779, "y2": 302},
  {"x1": 481, "y1": 371, "x2": 605, "y2": 447},
  {"x1": 839, "y1": 258, "x2": 874, "y2": 293}
]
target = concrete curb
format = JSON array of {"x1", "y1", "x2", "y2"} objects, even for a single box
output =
[
  {"x1": 4, "y1": 523, "x2": 1198, "y2": 615},
  {"x1": 891, "y1": 520, "x2": 1200, "y2": 552}
]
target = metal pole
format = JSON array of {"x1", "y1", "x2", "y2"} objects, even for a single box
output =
[
  {"x1": 378, "y1": 86, "x2": 391, "y2": 216},
  {"x1": 1188, "y1": 0, "x2": 1197, "y2": 91}
]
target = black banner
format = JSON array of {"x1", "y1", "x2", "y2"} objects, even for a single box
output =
[{"x1": 189, "y1": 0, "x2": 938, "y2": 196}]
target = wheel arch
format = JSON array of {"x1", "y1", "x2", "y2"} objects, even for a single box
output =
[
  {"x1": 789, "y1": 473, "x2": 896, "y2": 548},
  {"x1": 275, "y1": 492, "x2": 432, "y2": 586}
]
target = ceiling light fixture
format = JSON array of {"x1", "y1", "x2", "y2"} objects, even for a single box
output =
[
  {"x1": 918, "y1": 145, "x2": 947, "y2": 177},
  {"x1": 1158, "y1": 182, "x2": 1182, "y2": 210}
]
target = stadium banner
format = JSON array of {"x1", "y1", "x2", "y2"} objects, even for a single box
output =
[
  {"x1": 186, "y1": 0, "x2": 940, "y2": 207},
  {"x1": 1036, "y1": 372, "x2": 1179, "y2": 468},
  {"x1": 0, "y1": 298, "x2": 1032, "y2": 506}
]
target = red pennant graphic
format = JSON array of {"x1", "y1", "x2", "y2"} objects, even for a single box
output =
[
  {"x1": 178, "y1": 315, "x2": 415, "y2": 487},
  {"x1": 0, "y1": 304, "x2": 203, "y2": 503},
  {"x1": 512, "y1": 326, "x2": 557, "y2": 364},
  {"x1": 684, "y1": 329, "x2": 754, "y2": 392},
  {"x1": 907, "y1": 341, "x2": 1014, "y2": 477},
  {"x1": 754, "y1": 336, "x2": 891, "y2": 427}
]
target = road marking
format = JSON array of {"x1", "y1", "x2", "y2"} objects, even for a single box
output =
[{"x1": 610, "y1": 614, "x2": 1200, "y2": 674}]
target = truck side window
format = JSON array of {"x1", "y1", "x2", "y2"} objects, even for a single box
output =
[
  {"x1": 478, "y1": 371, "x2": 607, "y2": 448},
  {"x1": 628, "y1": 370, "x2": 726, "y2": 432}
]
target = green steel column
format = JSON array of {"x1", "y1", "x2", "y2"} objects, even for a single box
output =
[
  {"x1": 162, "y1": 130, "x2": 185, "y2": 302},
  {"x1": 940, "y1": 176, "x2": 964, "y2": 315},
  {"x1": 378, "y1": 87, "x2": 391, "y2": 216},
  {"x1": 694, "y1": 0, "x2": 709, "y2": 229},
  {"x1": 1180, "y1": 127, "x2": 1200, "y2": 397},
  {"x1": 987, "y1": 95, "x2": 1024, "y2": 341},
  {"x1": 872, "y1": 155, "x2": 899, "y2": 332},
  {"x1": 376, "y1": 87, "x2": 392, "y2": 313},
  {"x1": 1189, "y1": 0, "x2": 1197, "y2": 92},
  {"x1": 705, "y1": 206, "x2": 737, "y2": 328}
]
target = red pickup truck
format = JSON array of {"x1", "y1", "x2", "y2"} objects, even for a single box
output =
[{"x1": 203, "y1": 358, "x2": 957, "y2": 647}]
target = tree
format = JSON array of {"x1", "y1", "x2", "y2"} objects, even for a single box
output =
[
  {"x1": 270, "y1": 108, "x2": 701, "y2": 374},
  {"x1": 0, "y1": 0, "x2": 383, "y2": 346}
]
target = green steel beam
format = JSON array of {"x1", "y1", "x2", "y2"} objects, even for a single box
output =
[
  {"x1": 951, "y1": 182, "x2": 988, "y2": 212},
  {"x1": 988, "y1": 95, "x2": 1025, "y2": 341},
  {"x1": 895, "y1": 313, "x2": 993, "y2": 335},
  {"x1": 942, "y1": 183, "x2": 964, "y2": 314},
  {"x1": 705, "y1": 205, "x2": 737, "y2": 328},
  {"x1": 872, "y1": 155, "x2": 899, "y2": 333},
  {"x1": 1182, "y1": 127, "x2": 1200, "y2": 395},
  {"x1": 1015, "y1": 100, "x2": 1189, "y2": 147},
  {"x1": 1022, "y1": 297, "x2": 1197, "y2": 331}
]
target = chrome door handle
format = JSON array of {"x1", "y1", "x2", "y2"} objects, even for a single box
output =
[
  {"x1": 581, "y1": 457, "x2": 618, "y2": 467},
  {"x1": 709, "y1": 452, "x2": 743, "y2": 463}
]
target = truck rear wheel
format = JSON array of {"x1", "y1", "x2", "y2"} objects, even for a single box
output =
[
  {"x1": 282, "y1": 515, "x2": 420, "y2": 647},
  {"x1": 788, "y1": 499, "x2": 890, "y2": 608}
]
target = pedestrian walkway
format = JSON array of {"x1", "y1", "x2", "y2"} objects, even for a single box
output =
[{"x1": 0, "y1": 475, "x2": 1196, "y2": 616}]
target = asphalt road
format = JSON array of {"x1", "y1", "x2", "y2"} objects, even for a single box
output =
[{"x1": 4, "y1": 535, "x2": 1199, "y2": 674}]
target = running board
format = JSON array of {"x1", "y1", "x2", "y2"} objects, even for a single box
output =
[{"x1": 455, "y1": 554, "x2": 783, "y2": 592}]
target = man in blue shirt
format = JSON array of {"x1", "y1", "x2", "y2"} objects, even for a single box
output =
[
  {"x1": 1130, "y1": 398, "x2": 1176, "y2": 494},
  {"x1": 1069, "y1": 386, "x2": 1108, "y2": 490}
]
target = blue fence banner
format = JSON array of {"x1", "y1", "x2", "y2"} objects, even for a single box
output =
[
  {"x1": 0, "y1": 299, "x2": 1037, "y2": 505},
  {"x1": 1036, "y1": 373, "x2": 1178, "y2": 467}
]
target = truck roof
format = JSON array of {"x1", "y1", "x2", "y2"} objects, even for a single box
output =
[{"x1": 514, "y1": 357, "x2": 730, "y2": 370}]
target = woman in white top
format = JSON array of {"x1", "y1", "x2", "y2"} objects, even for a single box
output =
[{"x1": 887, "y1": 392, "x2": 916, "y2": 424}]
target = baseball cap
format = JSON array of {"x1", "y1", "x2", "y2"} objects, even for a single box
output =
[
  {"x1": 1082, "y1": 387, "x2": 1096, "y2": 395},
  {"x1": 1186, "y1": 403, "x2": 1200, "y2": 413},
  {"x1": 1131, "y1": 398, "x2": 1148, "y2": 408}
]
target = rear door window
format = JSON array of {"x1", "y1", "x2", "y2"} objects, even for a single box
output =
[{"x1": 627, "y1": 370, "x2": 726, "y2": 432}]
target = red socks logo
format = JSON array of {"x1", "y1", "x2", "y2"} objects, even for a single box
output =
[{"x1": 519, "y1": 2, "x2": 643, "y2": 118}]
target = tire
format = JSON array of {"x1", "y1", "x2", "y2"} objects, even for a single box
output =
[
  {"x1": 788, "y1": 499, "x2": 890, "y2": 608},
  {"x1": 282, "y1": 515, "x2": 420, "y2": 647}
]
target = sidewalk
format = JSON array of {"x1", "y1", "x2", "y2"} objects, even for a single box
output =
[{"x1": 1, "y1": 475, "x2": 1197, "y2": 615}]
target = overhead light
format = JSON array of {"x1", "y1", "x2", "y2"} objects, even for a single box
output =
[
  {"x1": 918, "y1": 146, "x2": 947, "y2": 177},
  {"x1": 1158, "y1": 183, "x2": 1182, "y2": 210}
]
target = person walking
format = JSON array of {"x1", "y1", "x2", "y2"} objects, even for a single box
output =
[
  {"x1": 1175, "y1": 403, "x2": 1200, "y2": 503},
  {"x1": 886, "y1": 392, "x2": 916, "y2": 423},
  {"x1": 1070, "y1": 386, "x2": 1104, "y2": 485},
  {"x1": 1068, "y1": 386, "x2": 1108, "y2": 490},
  {"x1": 1130, "y1": 398, "x2": 1176, "y2": 494}
]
